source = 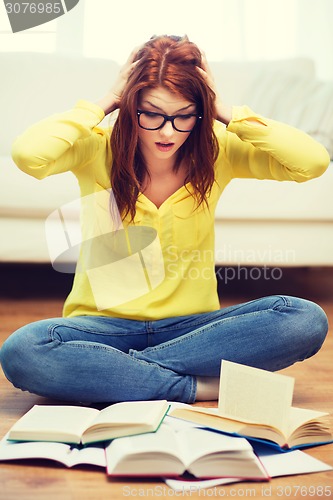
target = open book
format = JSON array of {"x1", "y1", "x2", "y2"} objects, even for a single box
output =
[
  {"x1": 0, "y1": 434, "x2": 106, "y2": 468},
  {"x1": 0, "y1": 418, "x2": 331, "y2": 480},
  {"x1": 105, "y1": 421, "x2": 269, "y2": 479},
  {"x1": 165, "y1": 442, "x2": 333, "y2": 491},
  {"x1": 6, "y1": 400, "x2": 169, "y2": 445},
  {"x1": 170, "y1": 361, "x2": 333, "y2": 450}
]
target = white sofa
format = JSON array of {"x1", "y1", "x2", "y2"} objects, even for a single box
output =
[{"x1": 1, "y1": 52, "x2": 332, "y2": 268}]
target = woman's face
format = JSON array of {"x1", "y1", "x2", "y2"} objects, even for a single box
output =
[{"x1": 137, "y1": 86, "x2": 197, "y2": 167}]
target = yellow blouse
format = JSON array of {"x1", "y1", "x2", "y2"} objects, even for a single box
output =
[{"x1": 12, "y1": 100, "x2": 330, "y2": 320}]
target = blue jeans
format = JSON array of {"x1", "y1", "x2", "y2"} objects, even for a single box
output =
[{"x1": 0, "y1": 295, "x2": 328, "y2": 403}]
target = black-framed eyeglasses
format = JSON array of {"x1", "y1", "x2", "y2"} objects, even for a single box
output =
[{"x1": 137, "y1": 110, "x2": 202, "y2": 133}]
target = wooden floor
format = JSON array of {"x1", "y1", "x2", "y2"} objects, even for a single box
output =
[{"x1": 0, "y1": 266, "x2": 332, "y2": 499}]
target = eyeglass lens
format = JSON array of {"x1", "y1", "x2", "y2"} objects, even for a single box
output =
[{"x1": 139, "y1": 112, "x2": 198, "y2": 132}]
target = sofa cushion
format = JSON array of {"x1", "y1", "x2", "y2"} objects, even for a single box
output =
[
  {"x1": 0, "y1": 217, "x2": 50, "y2": 262},
  {"x1": 210, "y1": 58, "x2": 316, "y2": 106},
  {"x1": 3, "y1": 154, "x2": 332, "y2": 221},
  {"x1": 246, "y1": 72, "x2": 333, "y2": 158},
  {"x1": 0, "y1": 156, "x2": 80, "y2": 218},
  {"x1": 0, "y1": 52, "x2": 119, "y2": 156},
  {"x1": 215, "y1": 164, "x2": 333, "y2": 221}
]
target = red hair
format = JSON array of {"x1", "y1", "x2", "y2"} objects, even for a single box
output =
[{"x1": 110, "y1": 35, "x2": 219, "y2": 221}]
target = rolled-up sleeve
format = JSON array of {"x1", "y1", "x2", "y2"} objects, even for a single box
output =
[
  {"x1": 220, "y1": 105, "x2": 330, "y2": 182},
  {"x1": 11, "y1": 100, "x2": 106, "y2": 179}
]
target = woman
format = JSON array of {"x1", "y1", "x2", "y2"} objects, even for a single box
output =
[{"x1": 0, "y1": 35, "x2": 330, "y2": 403}]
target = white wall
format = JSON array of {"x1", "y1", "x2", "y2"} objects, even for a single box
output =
[
  {"x1": 0, "y1": 0, "x2": 332, "y2": 80},
  {"x1": 294, "y1": 0, "x2": 333, "y2": 81}
]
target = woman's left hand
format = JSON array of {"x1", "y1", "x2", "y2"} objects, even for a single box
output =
[{"x1": 196, "y1": 52, "x2": 232, "y2": 126}]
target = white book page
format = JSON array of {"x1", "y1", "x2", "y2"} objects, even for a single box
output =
[
  {"x1": 165, "y1": 477, "x2": 241, "y2": 492},
  {"x1": 65, "y1": 446, "x2": 106, "y2": 468},
  {"x1": 0, "y1": 434, "x2": 73, "y2": 464},
  {"x1": 8, "y1": 405, "x2": 99, "y2": 440},
  {"x1": 165, "y1": 450, "x2": 332, "y2": 491},
  {"x1": 91, "y1": 400, "x2": 167, "y2": 427},
  {"x1": 219, "y1": 361, "x2": 294, "y2": 431},
  {"x1": 164, "y1": 415, "x2": 201, "y2": 431},
  {"x1": 106, "y1": 421, "x2": 253, "y2": 475},
  {"x1": 0, "y1": 433, "x2": 105, "y2": 468},
  {"x1": 255, "y1": 447, "x2": 333, "y2": 477},
  {"x1": 287, "y1": 407, "x2": 329, "y2": 436},
  {"x1": 177, "y1": 427, "x2": 252, "y2": 468},
  {"x1": 105, "y1": 423, "x2": 181, "y2": 473}
]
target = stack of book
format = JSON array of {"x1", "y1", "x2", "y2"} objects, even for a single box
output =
[{"x1": 0, "y1": 362, "x2": 332, "y2": 487}]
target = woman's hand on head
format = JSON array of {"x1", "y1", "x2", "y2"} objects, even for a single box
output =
[
  {"x1": 96, "y1": 46, "x2": 141, "y2": 115},
  {"x1": 196, "y1": 52, "x2": 232, "y2": 126}
]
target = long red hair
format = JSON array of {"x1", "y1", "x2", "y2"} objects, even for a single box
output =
[{"x1": 110, "y1": 35, "x2": 219, "y2": 221}]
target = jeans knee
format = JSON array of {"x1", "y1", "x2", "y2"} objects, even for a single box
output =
[
  {"x1": 304, "y1": 301, "x2": 328, "y2": 352},
  {"x1": 0, "y1": 323, "x2": 44, "y2": 389},
  {"x1": 0, "y1": 334, "x2": 21, "y2": 385},
  {"x1": 270, "y1": 296, "x2": 328, "y2": 359},
  {"x1": 285, "y1": 297, "x2": 328, "y2": 356}
]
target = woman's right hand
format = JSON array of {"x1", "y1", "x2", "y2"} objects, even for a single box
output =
[
  {"x1": 96, "y1": 46, "x2": 141, "y2": 115},
  {"x1": 196, "y1": 50, "x2": 232, "y2": 126}
]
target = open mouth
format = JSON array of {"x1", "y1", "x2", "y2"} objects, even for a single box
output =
[{"x1": 155, "y1": 142, "x2": 175, "y2": 152}]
